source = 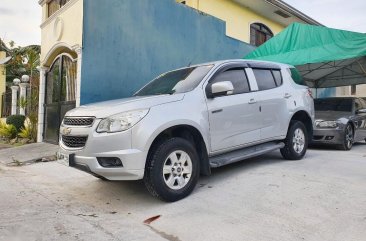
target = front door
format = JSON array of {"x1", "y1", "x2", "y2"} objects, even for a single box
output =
[
  {"x1": 44, "y1": 55, "x2": 77, "y2": 144},
  {"x1": 206, "y1": 67, "x2": 261, "y2": 152}
]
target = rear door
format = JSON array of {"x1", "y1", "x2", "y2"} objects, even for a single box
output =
[
  {"x1": 251, "y1": 67, "x2": 289, "y2": 140},
  {"x1": 206, "y1": 65, "x2": 261, "y2": 152}
]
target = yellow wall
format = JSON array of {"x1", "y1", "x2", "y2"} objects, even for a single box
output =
[
  {"x1": 40, "y1": 0, "x2": 83, "y2": 65},
  {"x1": 0, "y1": 51, "x2": 6, "y2": 117},
  {"x1": 178, "y1": 0, "x2": 285, "y2": 43}
]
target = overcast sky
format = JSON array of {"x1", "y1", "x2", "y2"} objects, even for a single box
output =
[
  {"x1": 0, "y1": 0, "x2": 365, "y2": 47},
  {"x1": 285, "y1": 0, "x2": 366, "y2": 32}
]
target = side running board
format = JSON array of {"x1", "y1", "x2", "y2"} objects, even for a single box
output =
[{"x1": 209, "y1": 142, "x2": 285, "y2": 168}]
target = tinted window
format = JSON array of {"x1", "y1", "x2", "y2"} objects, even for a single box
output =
[
  {"x1": 314, "y1": 98, "x2": 353, "y2": 112},
  {"x1": 289, "y1": 68, "x2": 306, "y2": 86},
  {"x1": 272, "y1": 70, "x2": 282, "y2": 86},
  {"x1": 135, "y1": 65, "x2": 213, "y2": 96},
  {"x1": 211, "y1": 69, "x2": 250, "y2": 95},
  {"x1": 253, "y1": 69, "x2": 276, "y2": 90}
]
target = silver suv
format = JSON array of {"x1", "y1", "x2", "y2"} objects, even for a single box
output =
[{"x1": 59, "y1": 60, "x2": 314, "y2": 202}]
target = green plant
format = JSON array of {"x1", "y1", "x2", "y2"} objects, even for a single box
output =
[
  {"x1": 19, "y1": 126, "x2": 31, "y2": 139},
  {"x1": 0, "y1": 121, "x2": 17, "y2": 141},
  {"x1": 6, "y1": 115, "x2": 26, "y2": 133},
  {"x1": 18, "y1": 119, "x2": 33, "y2": 139}
]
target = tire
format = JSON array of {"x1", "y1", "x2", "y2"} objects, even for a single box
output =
[
  {"x1": 281, "y1": 121, "x2": 308, "y2": 160},
  {"x1": 144, "y1": 137, "x2": 200, "y2": 202},
  {"x1": 338, "y1": 123, "x2": 354, "y2": 151}
]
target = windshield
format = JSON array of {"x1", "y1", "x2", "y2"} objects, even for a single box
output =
[
  {"x1": 314, "y1": 98, "x2": 353, "y2": 112},
  {"x1": 134, "y1": 65, "x2": 213, "y2": 96}
]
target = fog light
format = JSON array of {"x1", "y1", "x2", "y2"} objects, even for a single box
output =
[{"x1": 97, "y1": 157, "x2": 123, "y2": 168}]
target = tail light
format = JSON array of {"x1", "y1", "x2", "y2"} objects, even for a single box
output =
[{"x1": 306, "y1": 88, "x2": 313, "y2": 98}]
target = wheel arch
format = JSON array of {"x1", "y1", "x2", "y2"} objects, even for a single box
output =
[
  {"x1": 290, "y1": 110, "x2": 313, "y2": 140},
  {"x1": 146, "y1": 124, "x2": 211, "y2": 176}
]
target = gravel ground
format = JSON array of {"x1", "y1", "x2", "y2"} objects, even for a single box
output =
[{"x1": 0, "y1": 143, "x2": 365, "y2": 241}]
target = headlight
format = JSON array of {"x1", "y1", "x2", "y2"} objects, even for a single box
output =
[
  {"x1": 316, "y1": 120, "x2": 338, "y2": 128},
  {"x1": 97, "y1": 109, "x2": 149, "y2": 133}
]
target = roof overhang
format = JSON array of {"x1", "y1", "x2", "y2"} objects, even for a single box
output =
[{"x1": 232, "y1": 0, "x2": 322, "y2": 26}]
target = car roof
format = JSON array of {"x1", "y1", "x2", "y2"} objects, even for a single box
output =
[{"x1": 187, "y1": 59, "x2": 294, "y2": 69}]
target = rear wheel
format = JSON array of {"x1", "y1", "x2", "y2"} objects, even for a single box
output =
[
  {"x1": 144, "y1": 138, "x2": 200, "y2": 202},
  {"x1": 281, "y1": 121, "x2": 308, "y2": 160},
  {"x1": 338, "y1": 123, "x2": 353, "y2": 151}
]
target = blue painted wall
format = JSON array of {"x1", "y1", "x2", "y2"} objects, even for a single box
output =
[{"x1": 81, "y1": 0, "x2": 254, "y2": 104}]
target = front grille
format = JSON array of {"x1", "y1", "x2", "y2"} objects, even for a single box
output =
[
  {"x1": 62, "y1": 135, "x2": 88, "y2": 148},
  {"x1": 63, "y1": 117, "x2": 95, "y2": 126}
]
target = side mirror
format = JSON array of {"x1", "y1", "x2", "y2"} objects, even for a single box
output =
[
  {"x1": 210, "y1": 81, "x2": 234, "y2": 98},
  {"x1": 356, "y1": 108, "x2": 366, "y2": 114}
]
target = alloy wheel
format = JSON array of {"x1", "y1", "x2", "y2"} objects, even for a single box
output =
[
  {"x1": 163, "y1": 150, "x2": 192, "y2": 190},
  {"x1": 345, "y1": 125, "x2": 353, "y2": 149},
  {"x1": 292, "y1": 128, "x2": 305, "y2": 154}
]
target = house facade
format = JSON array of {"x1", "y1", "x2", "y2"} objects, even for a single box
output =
[
  {"x1": 38, "y1": 0, "x2": 320, "y2": 143},
  {"x1": 0, "y1": 40, "x2": 9, "y2": 117},
  {"x1": 177, "y1": 0, "x2": 320, "y2": 45}
]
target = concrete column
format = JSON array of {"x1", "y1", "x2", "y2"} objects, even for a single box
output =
[
  {"x1": 37, "y1": 67, "x2": 48, "y2": 143},
  {"x1": 19, "y1": 83, "x2": 29, "y2": 115},
  {"x1": 74, "y1": 47, "x2": 82, "y2": 107},
  {"x1": 10, "y1": 86, "x2": 19, "y2": 115}
]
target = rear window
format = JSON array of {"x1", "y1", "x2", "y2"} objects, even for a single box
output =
[
  {"x1": 314, "y1": 98, "x2": 353, "y2": 112},
  {"x1": 289, "y1": 68, "x2": 306, "y2": 86},
  {"x1": 272, "y1": 70, "x2": 283, "y2": 86}
]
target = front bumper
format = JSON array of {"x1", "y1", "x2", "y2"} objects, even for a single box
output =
[
  {"x1": 58, "y1": 121, "x2": 147, "y2": 181},
  {"x1": 312, "y1": 128, "x2": 344, "y2": 145}
]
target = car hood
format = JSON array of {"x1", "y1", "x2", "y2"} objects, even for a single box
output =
[
  {"x1": 66, "y1": 94, "x2": 185, "y2": 118},
  {"x1": 315, "y1": 111, "x2": 352, "y2": 121}
]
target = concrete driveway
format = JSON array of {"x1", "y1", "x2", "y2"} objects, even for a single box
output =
[{"x1": 0, "y1": 144, "x2": 365, "y2": 241}]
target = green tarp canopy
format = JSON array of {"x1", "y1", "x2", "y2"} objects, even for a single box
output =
[{"x1": 244, "y1": 23, "x2": 366, "y2": 88}]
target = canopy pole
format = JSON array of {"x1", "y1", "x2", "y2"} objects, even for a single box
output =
[{"x1": 315, "y1": 88, "x2": 318, "y2": 98}]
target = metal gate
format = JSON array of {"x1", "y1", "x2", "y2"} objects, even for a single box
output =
[
  {"x1": 1, "y1": 88, "x2": 12, "y2": 118},
  {"x1": 43, "y1": 54, "x2": 77, "y2": 144}
]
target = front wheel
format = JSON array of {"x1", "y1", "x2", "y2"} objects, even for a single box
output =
[
  {"x1": 144, "y1": 138, "x2": 200, "y2": 202},
  {"x1": 281, "y1": 121, "x2": 308, "y2": 160},
  {"x1": 338, "y1": 123, "x2": 354, "y2": 151}
]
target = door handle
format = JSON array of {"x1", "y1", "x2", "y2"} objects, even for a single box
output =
[
  {"x1": 284, "y1": 93, "x2": 292, "y2": 99},
  {"x1": 248, "y1": 98, "x2": 257, "y2": 104},
  {"x1": 212, "y1": 109, "x2": 223, "y2": 114}
]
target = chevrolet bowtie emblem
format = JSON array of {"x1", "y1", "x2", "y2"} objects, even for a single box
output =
[{"x1": 62, "y1": 127, "x2": 72, "y2": 135}]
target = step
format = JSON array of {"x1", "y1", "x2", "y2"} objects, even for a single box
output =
[{"x1": 209, "y1": 141, "x2": 285, "y2": 168}]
